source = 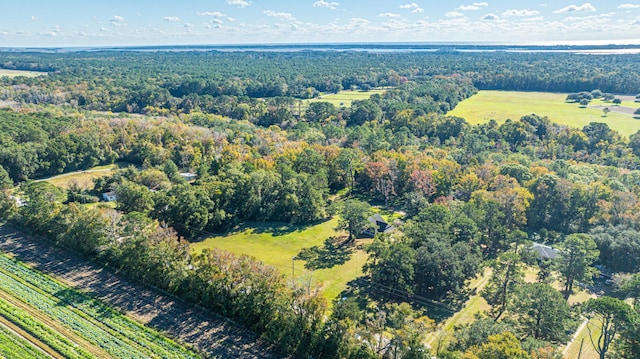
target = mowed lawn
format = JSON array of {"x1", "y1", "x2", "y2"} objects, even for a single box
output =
[
  {"x1": 40, "y1": 163, "x2": 119, "y2": 190},
  {"x1": 448, "y1": 91, "x2": 640, "y2": 136},
  {"x1": 304, "y1": 89, "x2": 387, "y2": 108},
  {"x1": 191, "y1": 217, "x2": 369, "y2": 301}
]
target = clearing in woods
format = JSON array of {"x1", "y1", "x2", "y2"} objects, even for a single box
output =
[
  {"x1": 448, "y1": 90, "x2": 640, "y2": 136},
  {"x1": 303, "y1": 88, "x2": 387, "y2": 108},
  {"x1": 0, "y1": 69, "x2": 47, "y2": 78},
  {"x1": 192, "y1": 217, "x2": 371, "y2": 301}
]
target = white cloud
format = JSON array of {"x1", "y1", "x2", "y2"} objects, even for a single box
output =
[
  {"x1": 458, "y1": 5, "x2": 481, "y2": 10},
  {"x1": 554, "y1": 3, "x2": 596, "y2": 14},
  {"x1": 400, "y1": 3, "x2": 424, "y2": 13},
  {"x1": 522, "y1": 16, "x2": 544, "y2": 22},
  {"x1": 30, "y1": 16, "x2": 37, "y2": 21},
  {"x1": 264, "y1": 10, "x2": 296, "y2": 21},
  {"x1": 226, "y1": 0, "x2": 251, "y2": 8},
  {"x1": 197, "y1": 11, "x2": 228, "y2": 17},
  {"x1": 164, "y1": 16, "x2": 180, "y2": 22},
  {"x1": 380, "y1": 12, "x2": 401, "y2": 18},
  {"x1": 110, "y1": 16, "x2": 126, "y2": 27},
  {"x1": 445, "y1": 11, "x2": 465, "y2": 17},
  {"x1": 184, "y1": 23, "x2": 194, "y2": 28},
  {"x1": 99, "y1": 27, "x2": 109, "y2": 32},
  {"x1": 619, "y1": 4, "x2": 640, "y2": 9},
  {"x1": 313, "y1": 1, "x2": 339, "y2": 10},
  {"x1": 483, "y1": 13, "x2": 499, "y2": 20},
  {"x1": 502, "y1": 9, "x2": 540, "y2": 17},
  {"x1": 457, "y1": 2, "x2": 488, "y2": 11}
]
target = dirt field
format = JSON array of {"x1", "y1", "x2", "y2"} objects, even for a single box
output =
[{"x1": 0, "y1": 225, "x2": 280, "y2": 359}]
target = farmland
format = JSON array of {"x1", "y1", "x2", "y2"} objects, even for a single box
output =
[
  {"x1": 39, "y1": 164, "x2": 118, "y2": 190},
  {"x1": 304, "y1": 88, "x2": 387, "y2": 108},
  {"x1": 0, "y1": 251, "x2": 201, "y2": 359},
  {"x1": 448, "y1": 90, "x2": 640, "y2": 136},
  {"x1": 0, "y1": 69, "x2": 47, "y2": 78}
]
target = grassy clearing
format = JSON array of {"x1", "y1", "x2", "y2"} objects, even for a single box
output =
[
  {"x1": 0, "y1": 252, "x2": 201, "y2": 359},
  {"x1": 563, "y1": 318, "x2": 601, "y2": 359},
  {"x1": 191, "y1": 217, "x2": 369, "y2": 301},
  {"x1": 424, "y1": 268, "x2": 492, "y2": 348},
  {"x1": 40, "y1": 163, "x2": 121, "y2": 190},
  {"x1": 304, "y1": 89, "x2": 387, "y2": 108},
  {"x1": 448, "y1": 90, "x2": 640, "y2": 136},
  {"x1": 0, "y1": 69, "x2": 47, "y2": 78}
]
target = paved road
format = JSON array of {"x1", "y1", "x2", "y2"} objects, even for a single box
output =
[{"x1": 0, "y1": 225, "x2": 280, "y2": 359}]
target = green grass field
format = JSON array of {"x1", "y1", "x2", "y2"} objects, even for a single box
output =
[
  {"x1": 191, "y1": 217, "x2": 369, "y2": 301},
  {"x1": 41, "y1": 163, "x2": 121, "y2": 190},
  {"x1": 424, "y1": 268, "x2": 491, "y2": 349},
  {"x1": 448, "y1": 91, "x2": 640, "y2": 136},
  {"x1": 304, "y1": 89, "x2": 387, "y2": 108},
  {"x1": 0, "y1": 69, "x2": 47, "y2": 78},
  {"x1": 563, "y1": 318, "x2": 601, "y2": 359}
]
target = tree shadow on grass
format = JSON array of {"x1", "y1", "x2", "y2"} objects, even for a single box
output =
[
  {"x1": 297, "y1": 236, "x2": 353, "y2": 270},
  {"x1": 341, "y1": 277, "x2": 471, "y2": 325},
  {"x1": 53, "y1": 288, "x2": 116, "y2": 320}
]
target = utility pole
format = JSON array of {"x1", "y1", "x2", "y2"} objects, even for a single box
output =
[{"x1": 292, "y1": 256, "x2": 296, "y2": 277}]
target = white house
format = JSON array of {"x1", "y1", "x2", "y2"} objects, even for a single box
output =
[
  {"x1": 102, "y1": 191, "x2": 117, "y2": 202},
  {"x1": 179, "y1": 172, "x2": 197, "y2": 181}
]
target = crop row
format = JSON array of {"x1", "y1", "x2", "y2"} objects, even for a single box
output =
[
  {"x1": 0, "y1": 322, "x2": 49, "y2": 359},
  {"x1": 0, "y1": 294, "x2": 94, "y2": 359},
  {"x1": 0, "y1": 253, "x2": 200, "y2": 359}
]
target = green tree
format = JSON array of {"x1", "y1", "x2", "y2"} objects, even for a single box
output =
[
  {"x1": 0, "y1": 165, "x2": 11, "y2": 190},
  {"x1": 555, "y1": 233, "x2": 599, "y2": 300},
  {"x1": 510, "y1": 283, "x2": 570, "y2": 342},
  {"x1": 336, "y1": 148, "x2": 364, "y2": 194},
  {"x1": 305, "y1": 101, "x2": 336, "y2": 122},
  {"x1": 450, "y1": 317, "x2": 515, "y2": 353},
  {"x1": 583, "y1": 296, "x2": 638, "y2": 359},
  {"x1": 336, "y1": 199, "x2": 373, "y2": 241},
  {"x1": 482, "y1": 252, "x2": 524, "y2": 321},
  {"x1": 115, "y1": 180, "x2": 154, "y2": 214},
  {"x1": 365, "y1": 239, "x2": 416, "y2": 294},
  {"x1": 602, "y1": 107, "x2": 610, "y2": 117},
  {"x1": 474, "y1": 332, "x2": 530, "y2": 359},
  {"x1": 621, "y1": 273, "x2": 640, "y2": 307}
]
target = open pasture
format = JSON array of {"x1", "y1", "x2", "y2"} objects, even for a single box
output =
[
  {"x1": 448, "y1": 90, "x2": 640, "y2": 136},
  {"x1": 192, "y1": 217, "x2": 369, "y2": 301},
  {"x1": 40, "y1": 163, "x2": 120, "y2": 190},
  {"x1": 304, "y1": 88, "x2": 387, "y2": 108},
  {"x1": 0, "y1": 69, "x2": 47, "y2": 78}
]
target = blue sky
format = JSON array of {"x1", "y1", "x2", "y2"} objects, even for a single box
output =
[{"x1": 1, "y1": 1, "x2": 640, "y2": 46}]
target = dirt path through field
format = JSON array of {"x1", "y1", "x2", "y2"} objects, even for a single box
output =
[
  {"x1": 0, "y1": 314, "x2": 62, "y2": 359},
  {"x1": 0, "y1": 225, "x2": 279, "y2": 359}
]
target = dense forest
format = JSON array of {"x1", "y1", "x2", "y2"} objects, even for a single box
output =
[{"x1": 1, "y1": 50, "x2": 640, "y2": 358}]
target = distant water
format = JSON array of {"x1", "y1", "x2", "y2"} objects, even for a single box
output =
[{"x1": 2, "y1": 42, "x2": 640, "y2": 54}]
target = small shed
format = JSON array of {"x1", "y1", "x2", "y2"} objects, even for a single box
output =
[
  {"x1": 102, "y1": 191, "x2": 117, "y2": 202},
  {"x1": 529, "y1": 243, "x2": 559, "y2": 260}
]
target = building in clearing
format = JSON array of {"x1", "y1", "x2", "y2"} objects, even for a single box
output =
[
  {"x1": 529, "y1": 243, "x2": 559, "y2": 261},
  {"x1": 179, "y1": 172, "x2": 197, "y2": 181},
  {"x1": 102, "y1": 191, "x2": 117, "y2": 202},
  {"x1": 363, "y1": 213, "x2": 395, "y2": 237}
]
